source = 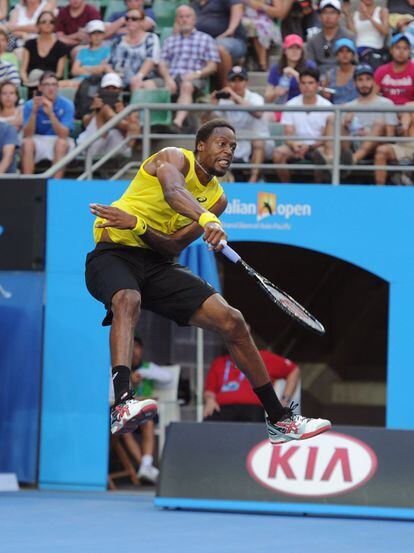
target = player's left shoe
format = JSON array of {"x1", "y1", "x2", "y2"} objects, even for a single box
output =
[
  {"x1": 266, "y1": 403, "x2": 331, "y2": 445},
  {"x1": 111, "y1": 395, "x2": 158, "y2": 435}
]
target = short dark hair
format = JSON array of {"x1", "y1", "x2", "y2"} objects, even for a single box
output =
[
  {"x1": 299, "y1": 68, "x2": 320, "y2": 83},
  {"x1": 195, "y1": 118, "x2": 235, "y2": 151},
  {"x1": 39, "y1": 70, "x2": 57, "y2": 84}
]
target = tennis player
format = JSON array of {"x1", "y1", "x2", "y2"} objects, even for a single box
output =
[{"x1": 85, "y1": 118, "x2": 331, "y2": 443}]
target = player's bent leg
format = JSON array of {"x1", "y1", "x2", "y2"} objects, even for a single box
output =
[
  {"x1": 110, "y1": 289, "x2": 158, "y2": 434},
  {"x1": 190, "y1": 294, "x2": 331, "y2": 444}
]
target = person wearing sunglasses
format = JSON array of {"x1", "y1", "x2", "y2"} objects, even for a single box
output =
[
  {"x1": 307, "y1": 0, "x2": 354, "y2": 77},
  {"x1": 108, "y1": 7, "x2": 160, "y2": 91},
  {"x1": 106, "y1": 0, "x2": 155, "y2": 39},
  {"x1": 20, "y1": 11, "x2": 67, "y2": 88}
]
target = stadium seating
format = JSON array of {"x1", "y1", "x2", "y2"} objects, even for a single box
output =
[{"x1": 130, "y1": 87, "x2": 172, "y2": 127}]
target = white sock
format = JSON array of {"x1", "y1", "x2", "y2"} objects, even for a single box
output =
[{"x1": 141, "y1": 454, "x2": 153, "y2": 467}]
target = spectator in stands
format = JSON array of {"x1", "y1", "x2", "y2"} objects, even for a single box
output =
[
  {"x1": 121, "y1": 336, "x2": 172, "y2": 484},
  {"x1": 0, "y1": 55, "x2": 20, "y2": 85},
  {"x1": 204, "y1": 345, "x2": 300, "y2": 422},
  {"x1": 322, "y1": 37, "x2": 358, "y2": 105},
  {"x1": 6, "y1": 0, "x2": 55, "y2": 51},
  {"x1": 342, "y1": 64, "x2": 397, "y2": 172},
  {"x1": 0, "y1": 80, "x2": 23, "y2": 131},
  {"x1": 106, "y1": 0, "x2": 155, "y2": 39},
  {"x1": 21, "y1": 70, "x2": 74, "y2": 178},
  {"x1": 271, "y1": 0, "x2": 319, "y2": 41},
  {"x1": 375, "y1": 33, "x2": 414, "y2": 105},
  {"x1": 210, "y1": 65, "x2": 273, "y2": 182},
  {"x1": 272, "y1": 68, "x2": 334, "y2": 183},
  {"x1": 374, "y1": 108, "x2": 414, "y2": 185},
  {"x1": 20, "y1": 12, "x2": 67, "y2": 87},
  {"x1": 70, "y1": 19, "x2": 111, "y2": 84},
  {"x1": 158, "y1": 5, "x2": 220, "y2": 133},
  {"x1": 265, "y1": 33, "x2": 316, "y2": 106},
  {"x1": 55, "y1": 0, "x2": 101, "y2": 50},
  {"x1": 0, "y1": 26, "x2": 19, "y2": 68},
  {"x1": 193, "y1": 0, "x2": 247, "y2": 88},
  {"x1": 388, "y1": 0, "x2": 414, "y2": 30},
  {"x1": 343, "y1": 0, "x2": 390, "y2": 70},
  {"x1": 0, "y1": 121, "x2": 18, "y2": 173},
  {"x1": 77, "y1": 72, "x2": 140, "y2": 157},
  {"x1": 109, "y1": 6, "x2": 160, "y2": 91},
  {"x1": 307, "y1": 0, "x2": 354, "y2": 78},
  {"x1": 242, "y1": 0, "x2": 281, "y2": 71}
]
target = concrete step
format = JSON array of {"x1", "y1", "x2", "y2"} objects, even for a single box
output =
[
  {"x1": 332, "y1": 382, "x2": 386, "y2": 407},
  {"x1": 249, "y1": 71, "x2": 268, "y2": 88}
]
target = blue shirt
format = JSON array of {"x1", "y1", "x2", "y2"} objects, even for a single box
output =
[
  {"x1": 0, "y1": 121, "x2": 18, "y2": 173},
  {"x1": 23, "y1": 96, "x2": 74, "y2": 135},
  {"x1": 75, "y1": 45, "x2": 111, "y2": 79},
  {"x1": 268, "y1": 60, "x2": 317, "y2": 100}
]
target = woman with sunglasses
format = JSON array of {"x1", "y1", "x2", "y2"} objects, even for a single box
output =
[
  {"x1": 20, "y1": 11, "x2": 67, "y2": 87},
  {"x1": 109, "y1": 7, "x2": 160, "y2": 91},
  {"x1": 264, "y1": 33, "x2": 316, "y2": 106},
  {"x1": 6, "y1": 0, "x2": 55, "y2": 51}
]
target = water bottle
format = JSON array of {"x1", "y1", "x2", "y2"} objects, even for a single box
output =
[
  {"x1": 278, "y1": 74, "x2": 291, "y2": 104},
  {"x1": 349, "y1": 115, "x2": 363, "y2": 135}
]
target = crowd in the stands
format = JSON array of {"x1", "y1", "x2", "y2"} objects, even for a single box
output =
[{"x1": 0, "y1": 0, "x2": 413, "y2": 184}]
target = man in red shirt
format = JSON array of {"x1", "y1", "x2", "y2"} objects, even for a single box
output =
[
  {"x1": 204, "y1": 350, "x2": 300, "y2": 422},
  {"x1": 56, "y1": 0, "x2": 101, "y2": 49},
  {"x1": 374, "y1": 33, "x2": 414, "y2": 105}
]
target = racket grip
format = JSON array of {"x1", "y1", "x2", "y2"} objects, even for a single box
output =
[{"x1": 219, "y1": 241, "x2": 241, "y2": 263}]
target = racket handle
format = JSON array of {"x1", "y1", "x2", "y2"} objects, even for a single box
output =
[{"x1": 219, "y1": 240, "x2": 241, "y2": 263}]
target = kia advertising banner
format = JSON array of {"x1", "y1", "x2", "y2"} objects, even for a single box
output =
[
  {"x1": 156, "y1": 422, "x2": 414, "y2": 520},
  {"x1": 0, "y1": 179, "x2": 46, "y2": 270}
]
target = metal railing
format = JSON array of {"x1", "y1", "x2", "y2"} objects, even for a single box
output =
[{"x1": 4, "y1": 102, "x2": 414, "y2": 184}]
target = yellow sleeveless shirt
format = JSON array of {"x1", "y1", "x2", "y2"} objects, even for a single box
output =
[{"x1": 93, "y1": 148, "x2": 224, "y2": 248}]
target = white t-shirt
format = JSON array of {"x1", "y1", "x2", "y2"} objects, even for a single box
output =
[
  {"x1": 281, "y1": 94, "x2": 333, "y2": 145},
  {"x1": 218, "y1": 89, "x2": 271, "y2": 161}
]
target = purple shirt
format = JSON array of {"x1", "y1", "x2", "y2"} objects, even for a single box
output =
[
  {"x1": 161, "y1": 29, "x2": 220, "y2": 77},
  {"x1": 267, "y1": 60, "x2": 317, "y2": 100}
]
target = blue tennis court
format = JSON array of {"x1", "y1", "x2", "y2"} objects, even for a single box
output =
[{"x1": 2, "y1": 491, "x2": 414, "y2": 553}]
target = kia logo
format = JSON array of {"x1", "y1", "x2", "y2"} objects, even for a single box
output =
[{"x1": 247, "y1": 432, "x2": 377, "y2": 497}]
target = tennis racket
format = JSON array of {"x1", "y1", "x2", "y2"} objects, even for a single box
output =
[{"x1": 220, "y1": 242, "x2": 325, "y2": 335}]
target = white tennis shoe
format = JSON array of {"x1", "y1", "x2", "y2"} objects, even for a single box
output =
[
  {"x1": 266, "y1": 403, "x2": 331, "y2": 445},
  {"x1": 111, "y1": 397, "x2": 158, "y2": 435}
]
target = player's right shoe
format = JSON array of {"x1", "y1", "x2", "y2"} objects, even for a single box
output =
[
  {"x1": 266, "y1": 403, "x2": 331, "y2": 445},
  {"x1": 111, "y1": 394, "x2": 158, "y2": 435}
]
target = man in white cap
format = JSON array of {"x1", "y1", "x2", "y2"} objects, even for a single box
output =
[
  {"x1": 307, "y1": 0, "x2": 354, "y2": 76},
  {"x1": 77, "y1": 72, "x2": 140, "y2": 157},
  {"x1": 71, "y1": 20, "x2": 111, "y2": 82}
]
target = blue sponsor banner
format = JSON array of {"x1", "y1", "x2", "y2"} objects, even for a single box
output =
[
  {"x1": 40, "y1": 181, "x2": 414, "y2": 490},
  {"x1": 0, "y1": 272, "x2": 44, "y2": 483}
]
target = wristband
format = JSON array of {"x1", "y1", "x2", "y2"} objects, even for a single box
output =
[
  {"x1": 198, "y1": 211, "x2": 221, "y2": 228},
  {"x1": 131, "y1": 216, "x2": 147, "y2": 236}
]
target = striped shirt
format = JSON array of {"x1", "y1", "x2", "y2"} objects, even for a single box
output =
[
  {"x1": 0, "y1": 61, "x2": 20, "y2": 86},
  {"x1": 161, "y1": 30, "x2": 220, "y2": 77}
]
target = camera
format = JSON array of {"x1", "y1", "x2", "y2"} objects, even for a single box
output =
[
  {"x1": 98, "y1": 89, "x2": 122, "y2": 109},
  {"x1": 215, "y1": 90, "x2": 231, "y2": 100}
]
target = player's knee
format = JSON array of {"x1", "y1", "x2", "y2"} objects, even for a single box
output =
[
  {"x1": 220, "y1": 307, "x2": 248, "y2": 339},
  {"x1": 111, "y1": 289, "x2": 141, "y2": 317}
]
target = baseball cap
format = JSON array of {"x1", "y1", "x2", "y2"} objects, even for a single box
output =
[
  {"x1": 354, "y1": 64, "x2": 374, "y2": 78},
  {"x1": 101, "y1": 72, "x2": 123, "y2": 88},
  {"x1": 86, "y1": 19, "x2": 105, "y2": 33},
  {"x1": 319, "y1": 0, "x2": 341, "y2": 12},
  {"x1": 390, "y1": 33, "x2": 410, "y2": 46},
  {"x1": 283, "y1": 34, "x2": 304, "y2": 49},
  {"x1": 27, "y1": 68, "x2": 44, "y2": 87},
  {"x1": 227, "y1": 65, "x2": 248, "y2": 80},
  {"x1": 334, "y1": 37, "x2": 356, "y2": 54}
]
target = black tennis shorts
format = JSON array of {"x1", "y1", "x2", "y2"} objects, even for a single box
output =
[{"x1": 85, "y1": 242, "x2": 217, "y2": 327}]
